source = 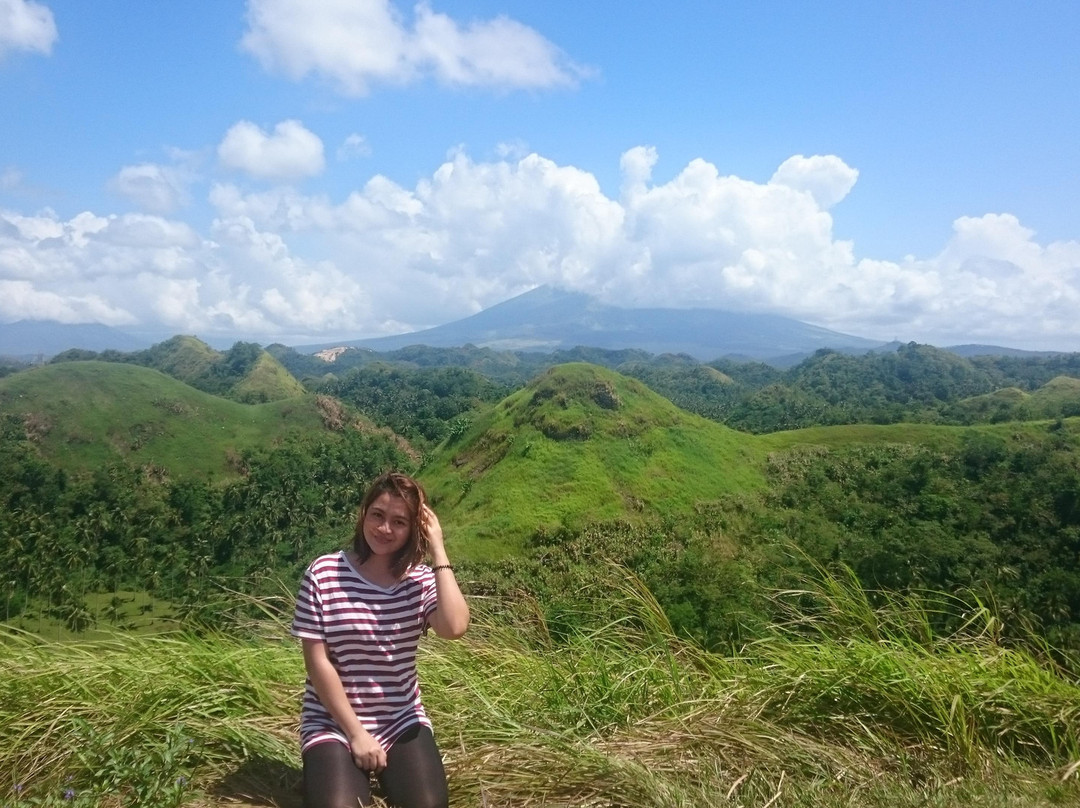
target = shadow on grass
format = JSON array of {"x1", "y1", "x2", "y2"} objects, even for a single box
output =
[{"x1": 211, "y1": 756, "x2": 303, "y2": 808}]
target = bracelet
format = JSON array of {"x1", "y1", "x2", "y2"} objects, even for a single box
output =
[{"x1": 431, "y1": 564, "x2": 455, "y2": 573}]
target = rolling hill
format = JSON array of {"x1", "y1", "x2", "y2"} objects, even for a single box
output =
[
  {"x1": 948, "y1": 374, "x2": 1080, "y2": 422},
  {"x1": 0, "y1": 361, "x2": 340, "y2": 479},
  {"x1": 48, "y1": 335, "x2": 308, "y2": 403},
  {"x1": 417, "y1": 362, "x2": 1021, "y2": 558},
  {"x1": 5, "y1": 354, "x2": 1076, "y2": 569}
]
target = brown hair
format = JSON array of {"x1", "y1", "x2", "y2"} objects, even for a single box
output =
[{"x1": 352, "y1": 472, "x2": 428, "y2": 578}]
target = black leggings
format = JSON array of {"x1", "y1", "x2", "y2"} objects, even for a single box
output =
[{"x1": 302, "y1": 724, "x2": 449, "y2": 808}]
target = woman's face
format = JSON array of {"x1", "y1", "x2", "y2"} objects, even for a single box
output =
[{"x1": 362, "y1": 492, "x2": 412, "y2": 558}]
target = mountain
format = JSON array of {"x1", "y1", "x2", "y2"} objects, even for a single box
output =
[
  {"x1": 298, "y1": 286, "x2": 886, "y2": 363},
  {"x1": 0, "y1": 320, "x2": 149, "y2": 359},
  {"x1": 944, "y1": 344, "x2": 1066, "y2": 358}
]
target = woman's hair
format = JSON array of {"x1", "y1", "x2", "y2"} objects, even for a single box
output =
[{"x1": 352, "y1": 472, "x2": 429, "y2": 578}]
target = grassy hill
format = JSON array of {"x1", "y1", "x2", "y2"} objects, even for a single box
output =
[
  {"x1": 419, "y1": 363, "x2": 768, "y2": 558},
  {"x1": 420, "y1": 362, "x2": 1064, "y2": 559},
  {"x1": 4, "y1": 358, "x2": 1070, "y2": 553},
  {"x1": 49, "y1": 335, "x2": 309, "y2": 404},
  {"x1": 0, "y1": 361, "x2": 334, "y2": 479},
  {"x1": 948, "y1": 374, "x2": 1080, "y2": 422},
  {"x1": 142, "y1": 334, "x2": 220, "y2": 380},
  {"x1": 1033, "y1": 374, "x2": 1080, "y2": 413},
  {"x1": 232, "y1": 350, "x2": 307, "y2": 403}
]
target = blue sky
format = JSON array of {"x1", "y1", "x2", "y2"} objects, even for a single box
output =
[{"x1": 1, "y1": 0, "x2": 1078, "y2": 350}]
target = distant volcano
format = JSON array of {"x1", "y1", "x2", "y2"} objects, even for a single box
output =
[{"x1": 301, "y1": 286, "x2": 886, "y2": 363}]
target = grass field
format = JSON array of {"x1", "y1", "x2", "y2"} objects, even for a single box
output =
[{"x1": 2, "y1": 568, "x2": 1077, "y2": 808}]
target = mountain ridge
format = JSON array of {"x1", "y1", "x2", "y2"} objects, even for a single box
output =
[{"x1": 296, "y1": 285, "x2": 887, "y2": 362}]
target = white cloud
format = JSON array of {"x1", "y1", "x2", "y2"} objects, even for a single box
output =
[
  {"x1": 337, "y1": 133, "x2": 371, "y2": 161},
  {"x1": 4, "y1": 148, "x2": 1080, "y2": 351},
  {"x1": 108, "y1": 163, "x2": 192, "y2": 213},
  {"x1": 770, "y1": 154, "x2": 859, "y2": 209},
  {"x1": 495, "y1": 139, "x2": 529, "y2": 161},
  {"x1": 240, "y1": 0, "x2": 588, "y2": 95},
  {"x1": 0, "y1": 0, "x2": 57, "y2": 59},
  {"x1": 0, "y1": 280, "x2": 135, "y2": 325},
  {"x1": 218, "y1": 119, "x2": 325, "y2": 181},
  {"x1": 619, "y1": 146, "x2": 657, "y2": 197}
]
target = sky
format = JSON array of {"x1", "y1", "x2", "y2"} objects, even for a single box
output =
[{"x1": 1, "y1": 0, "x2": 1078, "y2": 351}]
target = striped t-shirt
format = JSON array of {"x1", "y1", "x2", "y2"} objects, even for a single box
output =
[{"x1": 291, "y1": 551, "x2": 439, "y2": 753}]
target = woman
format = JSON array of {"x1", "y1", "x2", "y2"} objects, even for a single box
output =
[{"x1": 292, "y1": 472, "x2": 470, "y2": 808}]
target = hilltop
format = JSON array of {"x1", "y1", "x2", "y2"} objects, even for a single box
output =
[
  {"x1": 948, "y1": 374, "x2": 1080, "y2": 422},
  {"x1": 418, "y1": 362, "x2": 996, "y2": 557}
]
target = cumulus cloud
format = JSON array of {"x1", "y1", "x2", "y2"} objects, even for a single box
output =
[
  {"x1": 0, "y1": 206, "x2": 368, "y2": 339},
  {"x1": 4, "y1": 148, "x2": 1080, "y2": 350},
  {"x1": 107, "y1": 163, "x2": 193, "y2": 213},
  {"x1": 218, "y1": 119, "x2": 325, "y2": 181},
  {"x1": 770, "y1": 154, "x2": 859, "y2": 209},
  {"x1": 240, "y1": 0, "x2": 588, "y2": 95},
  {"x1": 0, "y1": 0, "x2": 56, "y2": 59},
  {"x1": 0, "y1": 279, "x2": 134, "y2": 324}
]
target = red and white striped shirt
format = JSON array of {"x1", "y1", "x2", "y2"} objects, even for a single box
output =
[{"x1": 291, "y1": 551, "x2": 439, "y2": 752}]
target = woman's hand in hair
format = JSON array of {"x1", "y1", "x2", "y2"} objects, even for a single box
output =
[
  {"x1": 420, "y1": 504, "x2": 445, "y2": 555},
  {"x1": 422, "y1": 502, "x2": 470, "y2": 639}
]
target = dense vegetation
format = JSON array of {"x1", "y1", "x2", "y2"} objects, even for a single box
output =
[
  {"x1": 3, "y1": 352, "x2": 1080, "y2": 656},
  {"x1": 0, "y1": 412, "x2": 413, "y2": 630},
  {"x1": 316, "y1": 362, "x2": 511, "y2": 447},
  {"x1": 633, "y1": 343, "x2": 1080, "y2": 431},
  {"x1": 264, "y1": 340, "x2": 1080, "y2": 435}
]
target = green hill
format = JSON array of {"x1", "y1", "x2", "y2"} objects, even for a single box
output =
[
  {"x1": 4, "y1": 357, "x2": 1080, "y2": 660},
  {"x1": 141, "y1": 334, "x2": 220, "y2": 380},
  {"x1": 1031, "y1": 374, "x2": 1080, "y2": 414},
  {"x1": 0, "y1": 361, "x2": 333, "y2": 479},
  {"x1": 949, "y1": 374, "x2": 1080, "y2": 422},
  {"x1": 232, "y1": 350, "x2": 307, "y2": 402},
  {"x1": 50, "y1": 335, "x2": 308, "y2": 404},
  {"x1": 421, "y1": 363, "x2": 773, "y2": 557}
]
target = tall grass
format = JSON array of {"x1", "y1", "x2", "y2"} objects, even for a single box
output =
[
  {"x1": 1, "y1": 566, "x2": 1078, "y2": 807},
  {"x1": 740, "y1": 564, "x2": 1080, "y2": 770}
]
